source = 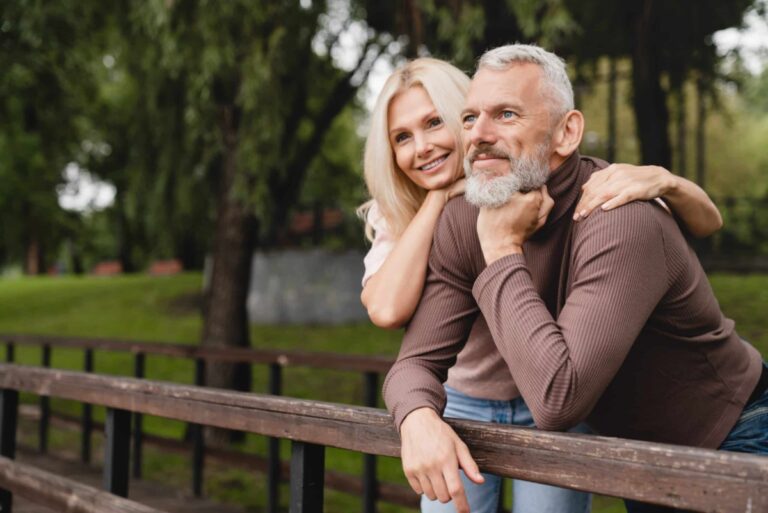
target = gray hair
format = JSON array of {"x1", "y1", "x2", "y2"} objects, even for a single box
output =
[{"x1": 477, "y1": 44, "x2": 574, "y2": 117}]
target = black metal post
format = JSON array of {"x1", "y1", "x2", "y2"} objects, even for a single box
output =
[
  {"x1": 103, "y1": 407, "x2": 131, "y2": 497},
  {"x1": 362, "y1": 372, "x2": 379, "y2": 513},
  {"x1": 0, "y1": 389, "x2": 19, "y2": 513},
  {"x1": 39, "y1": 345, "x2": 51, "y2": 454},
  {"x1": 289, "y1": 441, "x2": 325, "y2": 513},
  {"x1": 267, "y1": 362, "x2": 283, "y2": 513},
  {"x1": 132, "y1": 352, "x2": 145, "y2": 479},
  {"x1": 192, "y1": 357, "x2": 205, "y2": 497},
  {"x1": 4, "y1": 342, "x2": 14, "y2": 363},
  {"x1": 497, "y1": 479, "x2": 506, "y2": 513},
  {"x1": 81, "y1": 348, "x2": 94, "y2": 463}
]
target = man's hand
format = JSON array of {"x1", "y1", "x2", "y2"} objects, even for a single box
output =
[
  {"x1": 477, "y1": 186, "x2": 554, "y2": 265},
  {"x1": 400, "y1": 408, "x2": 484, "y2": 513}
]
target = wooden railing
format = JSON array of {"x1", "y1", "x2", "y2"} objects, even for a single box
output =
[
  {"x1": 0, "y1": 364, "x2": 766, "y2": 513},
  {"x1": 0, "y1": 456, "x2": 169, "y2": 513},
  {"x1": 0, "y1": 333, "x2": 400, "y2": 512}
]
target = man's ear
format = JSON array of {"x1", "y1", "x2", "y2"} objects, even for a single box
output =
[{"x1": 552, "y1": 110, "x2": 584, "y2": 159}]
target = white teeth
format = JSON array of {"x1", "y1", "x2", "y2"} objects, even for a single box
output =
[{"x1": 420, "y1": 155, "x2": 447, "y2": 171}]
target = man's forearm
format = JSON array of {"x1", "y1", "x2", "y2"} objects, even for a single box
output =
[{"x1": 472, "y1": 205, "x2": 668, "y2": 430}]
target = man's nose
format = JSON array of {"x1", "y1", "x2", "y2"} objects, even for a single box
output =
[{"x1": 469, "y1": 113, "x2": 497, "y2": 148}]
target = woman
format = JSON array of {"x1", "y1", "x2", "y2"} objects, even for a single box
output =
[{"x1": 359, "y1": 58, "x2": 722, "y2": 513}]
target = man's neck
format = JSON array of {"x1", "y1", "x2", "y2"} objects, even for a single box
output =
[{"x1": 542, "y1": 151, "x2": 582, "y2": 227}]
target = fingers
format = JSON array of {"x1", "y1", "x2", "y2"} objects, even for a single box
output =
[
  {"x1": 600, "y1": 194, "x2": 627, "y2": 211},
  {"x1": 405, "y1": 473, "x2": 423, "y2": 496},
  {"x1": 449, "y1": 178, "x2": 467, "y2": 198},
  {"x1": 538, "y1": 185, "x2": 555, "y2": 225},
  {"x1": 573, "y1": 193, "x2": 610, "y2": 221},
  {"x1": 456, "y1": 439, "x2": 484, "y2": 484},
  {"x1": 444, "y1": 470, "x2": 470, "y2": 513}
]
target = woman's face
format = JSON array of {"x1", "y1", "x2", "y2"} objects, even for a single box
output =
[{"x1": 387, "y1": 86, "x2": 462, "y2": 191}]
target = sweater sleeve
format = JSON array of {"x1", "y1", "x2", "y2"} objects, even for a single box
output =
[
  {"x1": 472, "y1": 202, "x2": 669, "y2": 431},
  {"x1": 382, "y1": 203, "x2": 480, "y2": 429}
]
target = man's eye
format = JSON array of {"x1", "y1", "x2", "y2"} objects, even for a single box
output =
[
  {"x1": 428, "y1": 117, "x2": 443, "y2": 128},
  {"x1": 462, "y1": 114, "x2": 476, "y2": 125},
  {"x1": 501, "y1": 110, "x2": 517, "y2": 120}
]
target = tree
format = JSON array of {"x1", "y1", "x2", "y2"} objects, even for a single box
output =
[
  {"x1": 565, "y1": 0, "x2": 758, "y2": 167},
  {"x1": 108, "y1": 1, "x2": 393, "y2": 442},
  {"x1": 0, "y1": 1, "x2": 106, "y2": 273}
]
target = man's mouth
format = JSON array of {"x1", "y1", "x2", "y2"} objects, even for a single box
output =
[
  {"x1": 468, "y1": 150, "x2": 509, "y2": 163},
  {"x1": 419, "y1": 154, "x2": 449, "y2": 172}
]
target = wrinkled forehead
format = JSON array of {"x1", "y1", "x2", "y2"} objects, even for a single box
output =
[{"x1": 465, "y1": 62, "x2": 545, "y2": 111}]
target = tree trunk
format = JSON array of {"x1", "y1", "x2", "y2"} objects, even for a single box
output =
[
  {"x1": 606, "y1": 57, "x2": 618, "y2": 163},
  {"x1": 630, "y1": 0, "x2": 671, "y2": 167},
  {"x1": 115, "y1": 191, "x2": 135, "y2": 273},
  {"x1": 675, "y1": 86, "x2": 687, "y2": 178},
  {"x1": 24, "y1": 237, "x2": 40, "y2": 275},
  {"x1": 695, "y1": 78, "x2": 706, "y2": 189},
  {"x1": 201, "y1": 103, "x2": 254, "y2": 445}
]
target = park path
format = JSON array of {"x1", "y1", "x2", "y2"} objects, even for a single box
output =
[{"x1": 12, "y1": 448, "x2": 248, "y2": 513}]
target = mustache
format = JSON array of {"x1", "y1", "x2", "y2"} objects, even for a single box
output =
[{"x1": 466, "y1": 144, "x2": 511, "y2": 164}]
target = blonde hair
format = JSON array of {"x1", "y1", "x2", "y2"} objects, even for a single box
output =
[{"x1": 358, "y1": 58, "x2": 470, "y2": 241}]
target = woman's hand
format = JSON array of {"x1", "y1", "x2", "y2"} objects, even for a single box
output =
[
  {"x1": 574, "y1": 164, "x2": 675, "y2": 221},
  {"x1": 428, "y1": 178, "x2": 466, "y2": 207},
  {"x1": 477, "y1": 186, "x2": 554, "y2": 265}
]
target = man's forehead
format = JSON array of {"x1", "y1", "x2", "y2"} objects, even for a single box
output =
[{"x1": 465, "y1": 63, "x2": 542, "y2": 107}]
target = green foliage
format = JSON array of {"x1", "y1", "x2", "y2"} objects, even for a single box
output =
[{"x1": 0, "y1": 1, "x2": 106, "y2": 269}]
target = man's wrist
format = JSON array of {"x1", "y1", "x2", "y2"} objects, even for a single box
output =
[
  {"x1": 400, "y1": 406, "x2": 441, "y2": 433},
  {"x1": 483, "y1": 243, "x2": 523, "y2": 264}
]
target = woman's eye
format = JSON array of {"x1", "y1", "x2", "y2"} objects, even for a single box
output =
[
  {"x1": 427, "y1": 117, "x2": 443, "y2": 128},
  {"x1": 394, "y1": 133, "x2": 410, "y2": 144}
]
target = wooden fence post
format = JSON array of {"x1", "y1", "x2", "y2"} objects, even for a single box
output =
[
  {"x1": 290, "y1": 441, "x2": 325, "y2": 513},
  {"x1": 104, "y1": 408, "x2": 131, "y2": 497}
]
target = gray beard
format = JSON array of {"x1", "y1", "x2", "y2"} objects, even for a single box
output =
[{"x1": 464, "y1": 148, "x2": 550, "y2": 208}]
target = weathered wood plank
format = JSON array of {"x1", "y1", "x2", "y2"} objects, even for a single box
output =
[
  {"x1": 0, "y1": 334, "x2": 394, "y2": 373},
  {"x1": 1, "y1": 364, "x2": 767, "y2": 512},
  {"x1": 31, "y1": 409, "x2": 420, "y2": 508},
  {"x1": 0, "y1": 455, "x2": 168, "y2": 513}
]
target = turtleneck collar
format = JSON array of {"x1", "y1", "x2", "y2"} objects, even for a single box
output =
[{"x1": 543, "y1": 150, "x2": 583, "y2": 227}]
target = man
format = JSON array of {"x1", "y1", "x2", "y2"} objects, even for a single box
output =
[{"x1": 383, "y1": 44, "x2": 768, "y2": 513}]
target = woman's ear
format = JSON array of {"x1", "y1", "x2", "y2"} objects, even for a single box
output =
[{"x1": 552, "y1": 110, "x2": 584, "y2": 159}]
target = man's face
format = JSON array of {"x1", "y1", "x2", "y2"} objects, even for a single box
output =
[{"x1": 461, "y1": 63, "x2": 556, "y2": 207}]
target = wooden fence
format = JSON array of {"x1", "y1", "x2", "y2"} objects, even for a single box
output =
[
  {"x1": 0, "y1": 364, "x2": 766, "y2": 513},
  {"x1": 0, "y1": 333, "x2": 400, "y2": 512}
]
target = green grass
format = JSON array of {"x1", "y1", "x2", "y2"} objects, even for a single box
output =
[{"x1": 0, "y1": 272, "x2": 765, "y2": 513}]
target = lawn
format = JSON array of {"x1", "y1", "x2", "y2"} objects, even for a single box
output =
[{"x1": 0, "y1": 272, "x2": 765, "y2": 513}]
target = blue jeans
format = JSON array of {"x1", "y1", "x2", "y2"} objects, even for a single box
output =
[
  {"x1": 421, "y1": 386, "x2": 593, "y2": 513},
  {"x1": 625, "y1": 363, "x2": 768, "y2": 513}
]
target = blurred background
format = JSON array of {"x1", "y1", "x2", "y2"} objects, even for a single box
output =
[{"x1": 1, "y1": 1, "x2": 767, "y2": 511}]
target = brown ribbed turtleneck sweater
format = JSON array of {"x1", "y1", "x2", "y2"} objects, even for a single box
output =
[{"x1": 383, "y1": 152, "x2": 763, "y2": 448}]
